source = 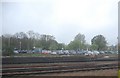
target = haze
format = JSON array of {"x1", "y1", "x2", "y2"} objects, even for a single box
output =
[{"x1": 1, "y1": 0, "x2": 119, "y2": 45}]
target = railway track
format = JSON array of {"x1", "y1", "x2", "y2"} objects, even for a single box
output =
[
  {"x1": 2, "y1": 57, "x2": 118, "y2": 64},
  {"x1": 2, "y1": 63, "x2": 118, "y2": 76},
  {"x1": 2, "y1": 57, "x2": 118, "y2": 76}
]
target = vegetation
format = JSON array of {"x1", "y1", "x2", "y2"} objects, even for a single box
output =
[
  {"x1": 67, "y1": 33, "x2": 86, "y2": 50},
  {"x1": 1, "y1": 30, "x2": 117, "y2": 56},
  {"x1": 91, "y1": 35, "x2": 107, "y2": 51}
]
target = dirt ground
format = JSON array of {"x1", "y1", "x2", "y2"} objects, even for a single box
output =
[{"x1": 39, "y1": 69, "x2": 118, "y2": 76}]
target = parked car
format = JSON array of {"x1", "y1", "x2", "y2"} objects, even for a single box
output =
[
  {"x1": 19, "y1": 50, "x2": 27, "y2": 53},
  {"x1": 84, "y1": 51, "x2": 93, "y2": 56},
  {"x1": 42, "y1": 50, "x2": 49, "y2": 54},
  {"x1": 51, "y1": 52, "x2": 57, "y2": 55},
  {"x1": 76, "y1": 51, "x2": 85, "y2": 55},
  {"x1": 63, "y1": 50, "x2": 70, "y2": 55},
  {"x1": 69, "y1": 50, "x2": 76, "y2": 55},
  {"x1": 99, "y1": 51, "x2": 105, "y2": 54},
  {"x1": 57, "y1": 50, "x2": 64, "y2": 55},
  {"x1": 13, "y1": 50, "x2": 19, "y2": 53},
  {"x1": 93, "y1": 51, "x2": 99, "y2": 55}
]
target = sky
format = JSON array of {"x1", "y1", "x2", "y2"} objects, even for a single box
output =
[{"x1": 1, "y1": 0, "x2": 119, "y2": 45}]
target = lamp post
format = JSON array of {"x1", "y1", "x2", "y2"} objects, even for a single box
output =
[
  {"x1": 20, "y1": 41, "x2": 21, "y2": 51},
  {"x1": 8, "y1": 37, "x2": 11, "y2": 48}
]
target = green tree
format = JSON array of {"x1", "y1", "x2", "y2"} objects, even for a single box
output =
[
  {"x1": 90, "y1": 44, "x2": 98, "y2": 50},
  {"x1": 49, "y1": 41, "x2": 58, "y2": 50},
  {"x1": 91, "y1": 35, "x2": 107, "y2": 51},
  {"x1": 67, "y1": 33, "x2": 86, "y2": 50},
  {"x1": 57, "y1": 43, "x2": 65, "y2": 50},
  {"x1": 40, "y1": 34, "x2": 57, "y2": 50}
]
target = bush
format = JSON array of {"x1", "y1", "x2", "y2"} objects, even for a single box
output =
[{"x1": 2, "y1": 47, "x2": 14, "y2": 56}]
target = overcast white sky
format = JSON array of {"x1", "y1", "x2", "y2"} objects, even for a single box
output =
[{"x1": 1, "y1": 0, "x2": 119, "y2": 45}]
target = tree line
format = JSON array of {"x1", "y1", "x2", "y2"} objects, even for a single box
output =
[{"x1": 1, "y1": 30, "x2": 117, "y2": 55}]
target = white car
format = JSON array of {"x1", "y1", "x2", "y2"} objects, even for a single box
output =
[
  {"x1": 14, "y1": 50, "x2": 19, "y2": 53},
  {"x1": 99, "y1": 51, "x2": 105, "y2": 54},
  {"x1": 63, "y1": 50, "x2": 70, "y2": 55},
  {"x1": 93, "y1": 51, "x2": 99, "y2": 55},
  {"x1": 51, "y1": 52, "x2": 57, "y2": 55},
  {"x1": 85, "y1": 51, "x2": 93, "y2": 55}
]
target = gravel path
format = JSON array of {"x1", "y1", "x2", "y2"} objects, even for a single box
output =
[{"x1": 39, "y1": 69, "x2": 118, "y2": 76}]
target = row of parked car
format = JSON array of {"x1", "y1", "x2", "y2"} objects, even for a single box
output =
[
  {"x1": 51, "y1": 50, "x2": 118, "y2": 55},
  {"x1": 14, "y1": 50, "x2": 28, "y2": 53},
  {"x1": 14, "y1": 49, "x2": 118, "y2": 55}
]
